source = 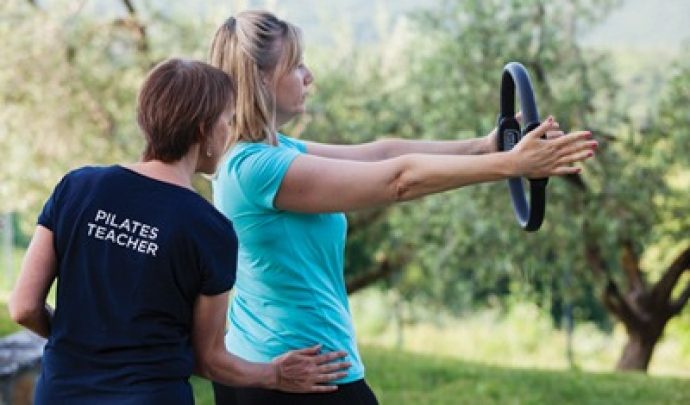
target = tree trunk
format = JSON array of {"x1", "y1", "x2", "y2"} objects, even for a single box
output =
[
  {"x1": 601, "y1": 279, "x2": 670, "y2": 372},
  {"x1": 588, "y1": 239, "x2": 690, "y2": 373},
  {"x1": 346, "y1": 247, "x2": 412, "y2": 294},
  {"x1": 616, "y1": 330, "x2": 661, "y2": 371}
]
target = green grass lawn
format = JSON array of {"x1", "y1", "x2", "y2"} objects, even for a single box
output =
[
  {"x1": 1, "y1": 311, "x2": 687, "y2": 405},
  {"x1": 3, "y1": 286, "x2": 689, "y2": 404},
  {"x1": 189, "y1": 346, "x2": 690, "y2": 405}
]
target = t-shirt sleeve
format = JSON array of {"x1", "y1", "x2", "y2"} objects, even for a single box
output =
[
  {"x1": 277, "y1": 134, "x2": 307, "y2": 153},
  {"x1": 235, "y1": 145, "x2": 301, "y2": 210},
  {"x1": 199, "y1": 218, "x2": 238, "y2": 295},
  {"x1": 37, "y1": 175, "x2": 69, "y2": 231}
]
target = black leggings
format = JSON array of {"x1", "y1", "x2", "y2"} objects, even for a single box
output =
[{"x1": 212, "y1": 379, "x2": 379, "y2": 405}]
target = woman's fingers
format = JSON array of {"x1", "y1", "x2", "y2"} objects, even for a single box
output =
[
  {"x1": 556, "y1": 140, "x2": 598, "y2": 160},
  {"x1": 291, "y1": 347, "x2": 348, "y2": 363},
  {"x1": 314, "y1": 350, "x2": 348, "y2": 365},
  {"x1": 545, "y1": 130, "x2": 565, "y2": 140},
  {"x1": 546, "y1": 148, "x2": 594, "y2": 177},
  {"x1": 551, "y1": 131, "x2": 596, "y2": 162},
  {"x1": 511, "y1": 115, "x2": 598, "y2": 178},
  {"x1": 314, "y1": 371, "x2": 348, "y2": 384},
  {"x1": 554, "y1": 130, "x2": 593, "y2": 147},
  {"x1": 318, "y1": 361, "x2": 352, "y2": 373},
  {"x1": 292, "y1": 344, "x2": 322, "y2": 355},
  {"x1": 524, "y1": 116, "x2": 559, "y2": 140},
  {"x1": 552, "y1": 165, "x2": 582, "y2": 176},
  {"x1": 273, "y1": 347, "x2": 352, "y2": 393},
  {"x1": 558, "y1": 137, "x2": 597, "y2": 157},
  {"x1": 559, "y1": 149, "x2": 595, "y2": 166}
]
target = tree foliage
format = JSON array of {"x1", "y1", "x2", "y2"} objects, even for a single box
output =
[
  {"x1": 1, "y1": 0, "x2": 688, "y2": 371},
  {"x1": 299, "y1": 0, "x2": 689, "y2": 370},
  {"x1": 0, "y1": 0, "x2": 228, "y2": 235}
]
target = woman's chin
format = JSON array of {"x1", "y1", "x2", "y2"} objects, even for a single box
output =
[{"x1": 288, "y1": 107, "x2": 305, "y2": 118}]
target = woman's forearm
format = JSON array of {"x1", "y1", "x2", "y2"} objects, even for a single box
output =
[
  {"x1": 199, "y1": 351, "x2": 276, "y2": 389},
  {"x1": 377, "y1": 136, "x2": 494, "y2": 159},
  {"x1": 393, "y1": 120, "x2": 594, "y2": 202},
  {"x1": 304, "y1": 135, "x2": 494, "y2": 162},
  {"x1": 9, "y1": 226, "x2": 57, "y2": 339},
  {"x1": 197, "y1": 345, "x2": 350, "y2": 392},
  {"x1": 193, "y1": 295, "x2": 346, "y2": 391},
  {"x1": 393, "y1": 151, "x2": 516, "y2": 202},
  {"x1": 277, "y1": 148, "x2": 518, "y2": 213},
  {"x1": 191, "y1": 292, "x2": 276, "y2": 389},
  {"x1": 278, "y1": 119, "x2": 594, "y2": 213}
]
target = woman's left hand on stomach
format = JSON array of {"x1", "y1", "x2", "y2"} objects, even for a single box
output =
[{"x1": 270, "y1": 344, "x2": 350, "y2": 393}]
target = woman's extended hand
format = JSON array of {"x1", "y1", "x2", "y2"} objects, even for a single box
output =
[
  {"x1": 485, "y1": 112, "x2": 564, "y2": 153},
  {"x1": 270, "y1": 345, "x2": 351, "y2": 393},
  {"x1": 510, "y1": 116, "x2": 597, "y2": 178}
]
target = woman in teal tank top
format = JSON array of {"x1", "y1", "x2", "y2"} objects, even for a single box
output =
[{"x1": 209, "y1": 10, "x2": 597, "y2": 405}]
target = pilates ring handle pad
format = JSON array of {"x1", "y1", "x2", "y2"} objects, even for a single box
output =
[{"x1": 496, "y1": 62, "x2": 548, "y2": 232}]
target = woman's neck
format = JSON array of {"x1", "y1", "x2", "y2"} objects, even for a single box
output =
[{"x1": 126, "y1": 158, "x2": 196, "y2": 190}]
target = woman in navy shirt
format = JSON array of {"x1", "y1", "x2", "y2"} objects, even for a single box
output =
[{"x1": 9, "y1": 58, "x2": 349, "y2": 404}]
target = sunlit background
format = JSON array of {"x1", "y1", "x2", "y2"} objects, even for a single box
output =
[{"x1": 1, "y1": 0, "x2": 689, "y2": 403}]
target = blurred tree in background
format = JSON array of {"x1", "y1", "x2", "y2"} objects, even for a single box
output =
[
  {"x1": 297, "y1": 0, "x2": 690, "y2": 372},
  {"x1": 1, "y1": 0, "x2": 688, "y2": 372},
  {"x1": 0, "y1": 0, "x2": 223, "y2": 224}
]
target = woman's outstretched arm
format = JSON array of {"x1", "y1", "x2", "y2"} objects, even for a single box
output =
[
  {"x1": 303, "y1": 135, "x2": 495, "y2": 161},
  {"x1": 276, "y1": 117, "x2": 596, "y2": 213},
  {"x1": 301, "y1": 114, "x2": 532, "y2": 161}
]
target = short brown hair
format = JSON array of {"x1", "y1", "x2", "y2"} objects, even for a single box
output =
[{"x1": 137, "y1": 58, "x2": 235, "y2": 162}]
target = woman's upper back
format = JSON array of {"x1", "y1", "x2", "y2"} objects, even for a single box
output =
[{"x1": 40, "y1": 165, "x2": 237, "y2": 391}]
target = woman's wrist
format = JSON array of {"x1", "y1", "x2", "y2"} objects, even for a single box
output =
[
  {"x1": 273, "y1": 361, "x2": 282, "y2": 390},
  {"x1": 265, "y1": 361, "x2": 280, "y2": 390},
  {"x1": 504, "y1": 149, "x2": 521, "y2": 177},
  {"x1": 481, "y1": 131, "x2": 498, "y2": 154}
]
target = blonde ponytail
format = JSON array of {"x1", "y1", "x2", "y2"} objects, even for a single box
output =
[{"x1": 209, "y1": 11, "x2": 303, "y2": 148}]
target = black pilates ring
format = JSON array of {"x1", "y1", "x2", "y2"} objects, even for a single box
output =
[{"x1": 496, "y1": 62, "x2": 548, "y2": 232}]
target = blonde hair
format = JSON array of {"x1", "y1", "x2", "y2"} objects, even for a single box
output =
[{"x1": 209, "y1": 10, "x2": 303, "y2": 147}]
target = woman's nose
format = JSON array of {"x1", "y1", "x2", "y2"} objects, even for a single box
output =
[{"x1": 304, "y1": 67, "x2": 314, "y2": 86}]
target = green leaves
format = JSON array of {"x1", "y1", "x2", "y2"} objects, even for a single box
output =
[
  {"x1": 2, "y1": 0, "x2": 687, "y2": 327},
  {"x1": 300, "y1": 0, "x2": 688, "y2": 327}
]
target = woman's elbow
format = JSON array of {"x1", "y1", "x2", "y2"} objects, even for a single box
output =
[
  {"x1": 195, "y1": 360, "x2": 213, "y2": 380},
  {"x1": 390, "y1": 159, "x2": 419, "y2": 202},
  {"x1": 392, "y1": 177, "x2": 413, "y2": 202},
  {"x1": 8, "y1": 297, "x2": 40, "y2": 326},
  {"x1": 193, "y1": 357, "x2": 211, "y2": 380},
  {"x1": 379, "y1": 155, "x2": 413, "y2": 204},
  {"x1": 377, "y1": 138, "x2": 404, "y2": 160},
  {"x1": 194, "y1": 350, "x2": 221, "y2": 381}
]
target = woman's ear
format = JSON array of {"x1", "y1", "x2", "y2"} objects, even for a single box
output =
[{"x1": 196, "y1": 125, "x2": 213, "y2": 159}]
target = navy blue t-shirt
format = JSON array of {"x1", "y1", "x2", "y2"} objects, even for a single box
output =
[{"x1": 34, "y1": 165, "x2": 237, "y2": 404}]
